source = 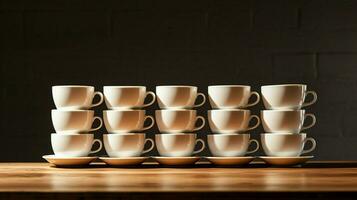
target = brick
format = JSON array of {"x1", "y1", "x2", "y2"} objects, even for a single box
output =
[
  {"x1": 301, "y1": 0, "x2": 357, "y2": 31},
  {"x1": 212, "y1": 0, "x2": 253, "y2": 8},
  {"x1": 315, "y1": 80, "x2": 357, "y2": 104},
  {"x1": 24, "y1": 11, "x2": 108, "y2": 49},
  {"x1": 312, "y1": 102, "x2": 343, "y2": 138},
  {"x1": 272, "y1": 53, "x2": 317, "y2": 81},
  {"x1": 208, "y1": 9, "x2": 251, "y2": 34},
  {"x1": 111, "y1": 11, "x2": 158, "y2": 50},
  {"x1": 155, "y1": 11, "x2": 206, "y2": 51},
  {"x1": 0, "y1": 0, "x2": 24, "y2": 10},
  {"x1": 318, "y1": 53, "x2": 357, "y2": 81},
  {"x1": 207, "y1": 9, "x2": 263, "y2": 49},
  {"x1": 316, "y1": 137, "x2": 357, "y2": 160},
  {"x1": 342, "y1": 103, "x2": 357, "y2": 138},
  {"x1": 153, "y1": 0, "x2": 209, "y2": 11},
  {"x1": 0, "y1": 11, "x2": 24, "y2": 50},
  {"x1": 0, "y1": 54, "x2": 32, "y2": 85},
  {"x1": 253, "y1": 0, "x2": 298, "y2": 31}
]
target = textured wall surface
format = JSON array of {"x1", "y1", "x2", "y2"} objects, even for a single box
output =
[{"x1": 1, "y1": 0, "x2": 357, "y2": 161}]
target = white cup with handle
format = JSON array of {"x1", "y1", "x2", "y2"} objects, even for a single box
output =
[
  {"x1": 52, "y1": 85, "x2": 103, "y2": 110},
  {"x1": 261, "y1": 110, "x2": 316, "y2": 133},
  {"x1": 208, "y1": 109, "x2": 260, "y2": 133},
  {"x1": 208, "y1": 85, "x2": 260, "y2": 109},
  {"x1": 104, "y1": 86, "x2": 156, "y2": 109},
  {"x1": 208, "y1": 134, "x2": 259, "y2": 157},
  {"x1": 261, "y1": 133, "x2": 316, "y2": 157},
  {"x1": 156, "y1": 85, "x2": 206, "y2": 109},
  {"x1": 155, "y1": 109, "x2": 205, "y2": 133},
  {"x1": 103, "y1": 133, "x2": 155, "y2": 157},
  {"x1": 51, "y1": 110, "x2": 103, "y2": 133},
  {"x1": 103, "y1": 110, "x2": 155, "y2": 133},
  {"x1": 261, "y1": 84, "x2": 317, "y2": 110},
  {"x1": 155, "y1": 133, "x2": 205, "y2": 157},
  {"x1": 51, "y1": 133, "x2": 102, "y2": 157}
]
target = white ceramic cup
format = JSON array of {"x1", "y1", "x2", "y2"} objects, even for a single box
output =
[
  {"x1": 103, "y1": 133, "x2": 155, "y2": 157},
  {"x1": 103, "y1": 110, "x2": 155, "y2": 133},
  {"x1": 51, "y1": 133, "x2": 102, "y2": 157},
  {"x1": 155, "y1": 110, "x2": 205, "y2": 133},
  {"x1": 261, "y1": 110, "x2": 316, "y2": 133},
  {"x1": 52, "y1": 85, "x2": 103, "y2": 110},
  {"x1": 208, "y1": 85, "x2": 260, "y2": 109},
  {"x1": 156, "y1": 85, "x2": 206, "y2": 109},
  {"x1": 207, "y1": 134, "x2": 259, "y2": 157},
  {"x1": 155, "y1": 133, "x2": 205, "y2": 157},
  {"x1": 51, "y1": 110, "x2": 103, "y2": 133},
  {"x1": 208, "y1": 109, "x2": 260, "y2": 133},
  {"x1": 261, "y1": 133, "x2": 316, "y2": 157},
  {"x1": 261, "y1": 84, "x2": 317, "y2": 110},
  {"x1": 103, "y1": 86, "x2": 156, "y2": 109}
]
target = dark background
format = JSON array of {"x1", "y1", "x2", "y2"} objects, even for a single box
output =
[{"x1": 1, "y1": 0, "x2": 357, "y2": 161}]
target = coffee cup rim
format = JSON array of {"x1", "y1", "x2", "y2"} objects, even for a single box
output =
[
  {"x1": 261, "y1": 84, "x2": 307, "y2": 88},
  {"x1": 52, "y1": 85, "x2": 94, "y2": 88},
  {"x1": 207, "y1": 133, "x2": 250, "y2": 137},
  {"x1": 103, "y1": 86, "x2": 146, "y2": 89},
  {"x1": 155, "y1": 133, "x2": 196, "y2": 136},
  {"x1": 208, "y1": 85, "x2": 251, "y2": 88},
  {"x1": 156, "y1": 109, "x2": 196, "y2": 113},
  {"x1": 261, "y1": 109, "x2": 305, "y2": 113},
  {"x1": 261, "y1": 133, "x2": 307, "y2": 136},
  {"x1": 52, "y1": 109, "x2": 94, "y2": 113},
  {"x1": 104, "y1": 133, "x2": 145, "y2": 136},
  {"x1": 51, "y1": 133, "x2": 94, "y2": 136},
  {"x1": 103, "y1": 110, "x2": 145, "y2": 113},
  {"x1": 156, "y1": 85, "x2": 197, "y2": 88},
  {"x1": 208, "y1": 109, "x2": 250, "y2": 112}
]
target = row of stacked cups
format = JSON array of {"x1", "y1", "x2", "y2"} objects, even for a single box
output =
[
  {"x1": 154, "y1": 86, "x2": 207, "y2": 164},
  {"x1": 45, "y1": 84, "x2": 317, "y2": 167},
  {"x1": 205, "y1": 86, "x2": 261, "y2": 165},
  {"x1": 50, "y1": 86, "x2": 104, "y2": 163},
  {"x1": 260, "y1": 84, "x2": 317, "y2": 164}
]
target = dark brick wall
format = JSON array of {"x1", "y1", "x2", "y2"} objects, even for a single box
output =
[{"x1": 1, "y1": 0, "x2": 356, "y2": 161}]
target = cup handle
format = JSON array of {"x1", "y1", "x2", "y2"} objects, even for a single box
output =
[
  {"x1": 246, "y1": 115, "x2": 260, "y2": 131},
  {"x1": 193, "y1": 116, "x2": 206, "y2": 131},
  {"x1": 142, "y1": 138, "x2": 155, "y2": 154},
  {"x1": 301, "y1": 113, "x2": 316, "y2": 131},
  {"x1": 90, "y1": 91, "x2": 104, "y2": 108},
  {"x1": 142, "y1": 91, "x2": 156, "y2": 107},
  {"x1": 142, "y1": 116, "x2": 155, "y2": 131},
  {"x1": 302, "y1": 138, "x2": 317, "y2": 155},
  {"x1": 193, "y1": 93, "x2": 206, "y2": 108},
  {"x1": 246, "y1": 139, "x2": 260, "y2": 154},
  {"x1": 243, "y1": 91, "x2": 260, "y2": 108},
  {"x1": 302, "y1": 91, "x2": 317, "y2": 108},
  {"x1": 89, "y1": 139, "x2": 103, "y2": 154},
  {"x1": 89, "y1": 117, "x2": 103, "y2": 132},
  {"x1": 193, "y1": 139, "x2": 205, "y2": 154}
]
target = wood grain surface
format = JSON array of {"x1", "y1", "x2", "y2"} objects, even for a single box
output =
[{"x1": 0, "y1": 161, "x2": 356, "y2": 193}]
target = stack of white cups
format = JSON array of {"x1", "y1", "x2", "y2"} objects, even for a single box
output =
[
  {"x1": 46, "y1": 85, "x2": 104, "y2": 165},
  {"x1": 206, "y1": 85, "x2": 261, "y2": 165},
  {"x1": 154, "y1": 86, "x2": 206, "y2": 165},
  {"x1": 260, "y1": 84, "x2": 318, "y2": 165},
  {"x1": 101, "y1": 86, "x2": 156, "y2": 166}
]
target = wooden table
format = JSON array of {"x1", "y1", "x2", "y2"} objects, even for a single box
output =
[{"x1": 0, "y1": 161, "x2": 356, "y2": 199}]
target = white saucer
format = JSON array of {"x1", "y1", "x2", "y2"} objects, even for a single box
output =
[
  {"x1": 206, "y1": 157, "x2": 255, "y2": 166},
  {"x1": 42, "y1": 155, "x2": 97, "y2": 166},
  {"x1": 153, "y1": 157, "x2": 200, "y2": 165},
  {"x1": 99, "y1": 157, "x2": 148, "y2": 166},
  {"x1": 260, "y1": 156, "x2": 314, "y2": 166}
]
